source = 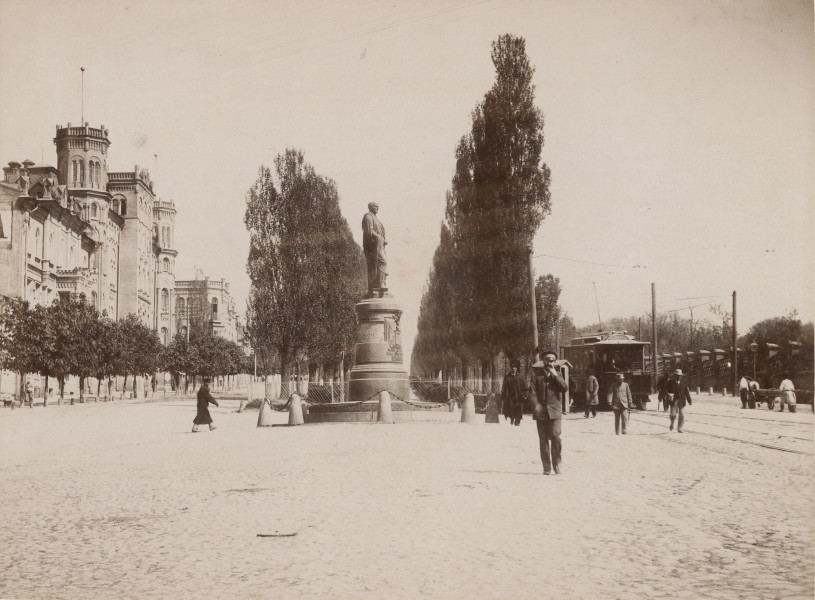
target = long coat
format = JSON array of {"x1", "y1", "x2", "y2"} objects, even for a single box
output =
[
  {"x1": 528, "y1": 368, "x2": 568, "y2": 420},
  {"x1": 501, "y1": 372, "x2": 525, "y2": 419},
  {"x1": 194, "y1": 384, "x2": 219, "y2": 425},
  {"x1": 585, "y1": 375, "x2": 599, "y2": 406}
]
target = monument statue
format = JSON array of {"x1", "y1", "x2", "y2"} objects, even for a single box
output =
[{"x1": 362, "y1": 202, "x2": 388, "y2": 297}]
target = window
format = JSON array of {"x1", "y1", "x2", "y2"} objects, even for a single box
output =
[
  {"x1": 211, "y1": 297, "x2": 218, "y2": 320},
  {"x1": 91, "y1": 291, "x2": 98, "y2": 309},
  {"x1": 112, "y1": 199, "x2": 119, "y2": 213},
  {"x1": 160, "y1": 327, "x2": 168, "y2": 345},
  {"x1": 120, "y1": 199, "x2": 127, "y2": 215},
  {"x1": 162, "y1": 258, "x2": 169, "y2": 272},
  {"x1": 176, "y1": 297, "x2": 186, "y2": 318},
  {"x1": 162, "y1": 289, "x2": 169, "y2": 311},
  {"x1": 91, "y1": 203, "x2": 98, "y2": 218}
]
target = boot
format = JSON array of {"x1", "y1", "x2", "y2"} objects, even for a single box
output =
[
  {"x1": 669, "y1": 418, "x2": 674, "y2": 431},
  {"x1": 192, "y1": 424, "x2": 199, "y2": 433},
  {"x1": 209, "y1": 424, "x2": 217, "y2": 431}
]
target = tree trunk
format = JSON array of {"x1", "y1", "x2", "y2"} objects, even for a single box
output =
[
  {"x1": 58, "y1": 377, "x2": 65, "y2": 405},
  {"x1": 122, "y1": 374, "x2": 129, "y2": 401},
  {"x1": 79, "y1": 377, "x2": 85, "y2": 403},
  {"x1": 44, "y1": 374, "x2": 49, "y2": 407},
  {"x1": 280, "y1": 352, "x2": 292, "y2": 398}
]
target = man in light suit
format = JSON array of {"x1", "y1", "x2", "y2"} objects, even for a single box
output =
[
  {"x1": 607, "y1": 372, "x2": 632, "y2": 435},
  {"x1": 528, "y1": 349, "x2": 568, "y2": 475}
]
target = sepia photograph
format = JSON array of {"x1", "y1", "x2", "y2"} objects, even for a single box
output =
[{"x1": 0, "y1": 1, "x2": 813, "y2": 598}]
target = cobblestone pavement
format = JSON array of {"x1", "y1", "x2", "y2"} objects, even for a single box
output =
[{"x1": 0, "y1": 394, "x2": 812, "y2": 600}]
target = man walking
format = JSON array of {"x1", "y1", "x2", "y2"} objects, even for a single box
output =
[
  {"x1": 607, "y1": 372, "x2": 632, "y2": 435},
  {"x1": 665, "y1": 369, "x2": 692, "y2": 432},
  {"x1": 501, "y1": 363, "x2": 525, "y2": 426},
  {"x1": 584, "y1": 368, "x2": 599, "y2": 418},
  {"x1": 528, "y1": 350, "x2": 568, "y2": 475},
  {"x1": 192, "y1": 377, "x2": 219, "y2": 433}
]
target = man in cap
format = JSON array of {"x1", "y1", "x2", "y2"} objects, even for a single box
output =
[
  {"x1": 501, "y1": 362, "x2": 525, "y2": 426},
  {"x1": 528, "y1": 349, "x2": 568, "y2": 474},
  {"x1": 664, "y1": 369, "x2": 692, "y2": 432},
  {"x1": 607, "y1": 372, "x2": 632, "y2": 434}
]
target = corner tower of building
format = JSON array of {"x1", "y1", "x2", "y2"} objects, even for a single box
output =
[{"x1": 54, "y1": 122, "x2": 111, "y2": 190}]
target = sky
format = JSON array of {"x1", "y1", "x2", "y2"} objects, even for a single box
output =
[{"x1": 1, "y1": 0, "x2": 812, "y2": 366}]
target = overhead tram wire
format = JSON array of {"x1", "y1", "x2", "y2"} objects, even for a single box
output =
[{"x1": 532, "y1": 253, "x2": 646, "y2": 270}]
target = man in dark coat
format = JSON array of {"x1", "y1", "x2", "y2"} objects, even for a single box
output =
[
  {"x1": 665, "y1": 369, "x2": 692, "y2": 433},
  {"x1": 528, "y1": 350, "x2": 568, "y2": 475},
  {"x1": 501, "y1": 363, "x2": 525, "y2": 426},
  {"x1": 193, "y1": 377, "x2": 219, "y2": 432}
]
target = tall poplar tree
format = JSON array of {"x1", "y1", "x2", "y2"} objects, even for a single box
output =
[{"x1": 413, "y1": 34, "x2": 552, "y2": 378}]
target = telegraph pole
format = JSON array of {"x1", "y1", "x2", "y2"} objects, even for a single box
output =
[
  {"x1": 528, "y1": 246, "x2": 539, "y2": 353},
  {"x1": 651, "y1": 283, "x2": 658, "y2": 390},
  {"x1": 732, "y1": 290, "x2": 738, "y2": 396}
]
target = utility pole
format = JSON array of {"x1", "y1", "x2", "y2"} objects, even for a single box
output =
[
  {"x1": 732, "y1": 290, "x2": 738, "y2": 396},
  {"x1": 528, "y1": 246, "x2": 539, "y2": 353},
  {"x1": 651, "y1": 283, "x2": 658, "y2": 391}
]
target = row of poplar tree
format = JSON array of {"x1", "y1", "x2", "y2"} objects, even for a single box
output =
[
  {"x1": 411, "y1": 34, "x2": 565, "y2": 383},
  {"x1": 0, "y1": 292, "x2": 250, "y2": 402}
]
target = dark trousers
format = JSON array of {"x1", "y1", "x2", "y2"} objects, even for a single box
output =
[
  {"x1": 584, "y1": 404, "x2": 596, "y2": 417},
  {"x1": 535, "y1": 417, "x2": 562, "y2": 472}
]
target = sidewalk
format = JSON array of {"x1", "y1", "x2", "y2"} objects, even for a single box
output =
[{"x1": 0, "y1": 395, "x2": 812, "y2": 600}]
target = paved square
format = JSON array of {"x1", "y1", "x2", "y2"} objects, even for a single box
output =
[{"x1": 1, "y1": 394, "x2": 812, "y2": 599}]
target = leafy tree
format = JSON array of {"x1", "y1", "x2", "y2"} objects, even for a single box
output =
[
  {"x1": 0, "y1": 298, "x2": 38, "y2": 402},
  {"x1": 413, "y1": 34, "x2": 551, "y2": 382},
  {"x1": 244, "y1": 149, "x2": 365, "y2": 396},
  {"x1": 113, "y1": 314, "x2": 161, "y2": 399}
]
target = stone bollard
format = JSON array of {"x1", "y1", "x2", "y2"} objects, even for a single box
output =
[
  {"x1": 377, "y1": 391, "x2": 393, "y2": 423},
  {"x1": 722, "y1": 388, "x2": 727, "y2": 396},
  {"x1": 708, "y1": 387, "x2": 713, "y2": 396},
  {"x1": 257, "y1": 399, "x2": 274, "y2": 427},
  {"x1": 460, "y1": 393, "x2": 475, "y2": 424},
  {"x1": 288, "y1": 393, "x2": 304, "y2": 426},
  {"x1": 485, "y1": 394, "x2": 500, "y2": 424},
  {"x1": 696, "y1": 387, "x2": 700, "y2": 395},
  {"x1": 238, "y1": 399, "x2": 247, "y2": 413}
]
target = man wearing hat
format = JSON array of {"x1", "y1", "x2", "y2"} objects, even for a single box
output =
[
  {"x1": 528, "y1": 349, "x2": 568, "y2": 474},
  {"x1": 192, "y1": 377, "x2": 219, "y2": 433},
  {"x1": 606, "y1": 372, "x2": 632, "y2": 434},
  {"x1": 664, "y1": 369, "x2": 692, "y2": 432}
]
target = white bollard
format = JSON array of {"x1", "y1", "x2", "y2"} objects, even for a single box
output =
[
  {"x1": 708, "y1": 387, "x2": 713, "y2": 396},
  {"x1": 461, "y1": 393, "x2": 475, "y2": 424},
  {"x1": 696, "y1": 387, "x2": 700, "y2": 395},
  {"x1": 288, "y1": 393, "x2": 304, "y2": 426},
  {"x1": 377, "y1": 391, "x2": 393, "y2": 423},
  {"x1": 722, "y1": 388, "x2": 728, "y2": 396},
  {"x1": 257, "y1": 400, "x2": 274, "y2": 427}
]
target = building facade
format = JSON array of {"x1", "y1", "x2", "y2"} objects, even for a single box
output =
[{"x1": 173, "y1": 276, "x2": 239, "y2": 343}]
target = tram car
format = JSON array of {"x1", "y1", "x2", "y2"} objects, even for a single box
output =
[{"x1": 562, "y1": 331, "x2": 653, "y2": 411}]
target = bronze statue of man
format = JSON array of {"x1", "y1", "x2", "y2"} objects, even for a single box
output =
[{"x1": 362, "y1": 202, "x2": 388, "y2": 297}]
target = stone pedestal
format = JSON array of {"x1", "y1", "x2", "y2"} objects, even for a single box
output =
[{"x1": 348, "y1": 296, "x2": 410, "y2": 404}]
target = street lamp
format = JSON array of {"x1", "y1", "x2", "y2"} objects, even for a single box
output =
[{"x1": 749, "y1": 342, "x2": 758, "y2": 380}]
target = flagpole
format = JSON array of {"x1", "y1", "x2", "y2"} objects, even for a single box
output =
[{"x1": 80, "y1": 67, "x2": 85, "y2": 124}]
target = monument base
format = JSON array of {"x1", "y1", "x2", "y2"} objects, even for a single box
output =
[
  {"x1": 304, "y1": 400, "x2": 455, "y2": 423},
  {"x1": 348, "y1": 296, "x2": 410, "y2": 404}
]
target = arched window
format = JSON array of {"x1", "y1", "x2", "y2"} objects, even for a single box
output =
[
  {"x1": 78, "y1": 160, "x2": 85, "y2": 186},
  {"x1": 112, "y1": 199, "x2": 119, "y2": 213},
  {"x1": 153, "y1": 225, "x2": 159, "y2": 245},
  {"x1": 176, "y1": 296, "x2": 186, "y2": 318},
  {"x1": 91, "y1": 203, "x2": 98, "y2": 218},
  {"x1": 162, "y1": 257, "x2": 169, "y2": 272},
  {"x1": 161, "y1": 288, "x2": 169, "y2": 311},
  {"x1": 48, "y1": 233, "x2": 54, "y2": 258},
  {"x1": 91, "y1": 291, "x2": 98, "y2": 308},
  {"x1": 71, "y1": 160, "x2": 78, "y2": 184},
  {"x1": 160, "y1": 327, "x2": 168, "y2": 345},
  {"x1": 120, "y1": 199, "x2": 127, "y2": 215},
  {"x1": 211, "y1": 297, "x2": 218, "y2": 320}
]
